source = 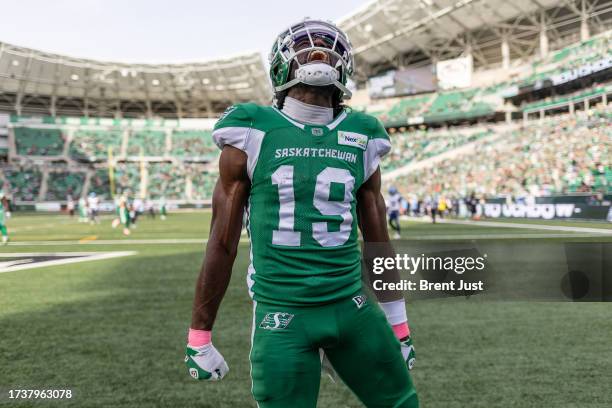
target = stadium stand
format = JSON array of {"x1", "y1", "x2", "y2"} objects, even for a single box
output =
[
  {"x1": 382, "y1": 128, "x2": 493, "y2": 171},
  {"x1": 170, "y1": 130, "x2": 216, "y2": 160},
  {"x1": 187, "y1": 164, "x2": 218, "y2": 201},
  {"x1": 376, "y1": 94, "x2": 432, "y2": 125},
  {"x1": 522, "y1": 85, "x2": 611, "y2": 112},
  {"x1": 366, "y1": 30, "x2": 611, "y2": 127},
  {"x1": 525, "y1": 33, "x2": 612, "y2": 86},
  {"x1": 70, "y1": 128, "x2": 124, "y2": 161},
  {"x1": 147, "y1": 163, "x2": 186, "y2": 199},
  {"x1": 45, "y1": 170, "x2": 86, "y2": 201},
  {"x1": 1, "y1": 114, "x2": 219, "y2": 201},
  {"x1": 114, "y1": 163, "x2": 142, "y2": 196},
  {"x1": 13, "y1": 126, "x2": 65, "y2": 156},
  {"x1": 89, "y1": 169, "x2": 111, "y2": 199},
  {"x1": 0, "y1": 164, "x2": 43, "y2": 201},
  {"x1": 390, "y1": 105, "x2": 611, "y2": 200},
  {"x1": 127, "y1": 129, "x2": 167, "y2": 157}
]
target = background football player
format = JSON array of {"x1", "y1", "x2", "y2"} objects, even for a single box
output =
[
  {"x1": 185, "y1": 19, "x2": 418, "y2": 407},
  {"x1": 387, "y1": 186, "x2": 402, "y2": 239},
  {"x1": 0, "y1": 190, "x2": 9, "y2": 244}
]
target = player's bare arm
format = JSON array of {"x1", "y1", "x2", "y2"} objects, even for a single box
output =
[
  {"x1": 191, "y1": 146, "x2": 250, "y2": 330},
  {"x1": 356, "y1": 167, "x2": 403, "y2": 303},
  {"x1": 185, "y1": 146, "x2": 249, "y2": 381},
  {"x1": 357, "y1": 166, "x2": 416, "y2": 369}
]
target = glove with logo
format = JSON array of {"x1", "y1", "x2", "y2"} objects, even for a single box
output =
[
  {"x1": 185, "y1": 343, "x2": 229, "y2": 381},
  {"x1": 380, "y1": 299, "x2": 416, "y2": 370},
  {"x1": 400, "y1": 335, "x2": 416, "y2": 370}
]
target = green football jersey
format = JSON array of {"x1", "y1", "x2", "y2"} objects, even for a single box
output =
[{"x1": 212, "y1": 103, "x2": 391, "y2": 306}]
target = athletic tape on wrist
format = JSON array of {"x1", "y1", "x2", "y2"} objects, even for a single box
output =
[
  {"x1": 379, "y1": 299, "x2": 408, "y2": 326},
  {"x1": 392, "y1": 322, "x2": 410, "y2": 339},
  {"x1": 188, "y1": 328, "x2": 212, "y2": 347}
]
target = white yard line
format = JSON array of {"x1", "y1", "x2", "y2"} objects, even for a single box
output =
[
  {"x1": 0, "y1": 251, "x2": 137, "y2": 273},
  {"x1": 429, "y1": 218, "x2": 612, "y2": 235},
  {"x1": 4, "y1": 231, "x2": 609, "y2": 247},
  {"x1": 5, "y1": 238, "x2": 211, "y2": 246}
]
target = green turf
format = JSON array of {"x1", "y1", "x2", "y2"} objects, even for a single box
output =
[{"x1": 1, "y1": 212, "x2": 611, "y2": 407}]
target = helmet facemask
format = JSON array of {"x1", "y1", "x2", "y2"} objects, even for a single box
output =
[{"x1": 269, "y1": 20, "x2": 354, "y2": 100}]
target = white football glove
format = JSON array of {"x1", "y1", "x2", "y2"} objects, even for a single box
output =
[
  {"x1": 185, "y1": 343, "x2": 229, "y2": 381},
  {"x1": 400, "y1": 336, "x2": 416, "y2": 370}
]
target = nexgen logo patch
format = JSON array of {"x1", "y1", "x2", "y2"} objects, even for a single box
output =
[{"x1": 338, "y1": 131, "x2": 368, "y2": 150}]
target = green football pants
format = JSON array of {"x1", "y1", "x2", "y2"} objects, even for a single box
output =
[
  {"x1": 0, "y1": 222, "x2": 7, "y2": 237},
  {"x1": 250, "y1": 292, "x2": 418, "y2": 408}
]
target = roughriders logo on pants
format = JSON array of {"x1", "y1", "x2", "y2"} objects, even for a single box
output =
[{"x1": 259, "y1": 312, "x2": 294, "y2": 330}]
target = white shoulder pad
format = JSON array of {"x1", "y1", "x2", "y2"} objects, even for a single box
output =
[
  {"x1": 364, "y1": 138, "x2": 392, "y2": 181},
  {"x1": 212, "y1": 127, "x2": 265, "y2": 180}
]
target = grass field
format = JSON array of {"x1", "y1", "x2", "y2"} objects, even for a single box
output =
[{"x1": 1, "y1": 212, "x2": 611, "y2": 407}]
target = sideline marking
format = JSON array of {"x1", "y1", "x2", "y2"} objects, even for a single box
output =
[
  {"x1": 406, "y1": 217, "x2": 612, "y2": 235},
  {"x1": 79, "y1": 235, "x2": 98, "y2": 243},
  {"x1": 6, "y1": 239, "x2": 210, "y2": 246},
  {"x1": 0, "y1": 251, "x2": 137, "y2": 273}
]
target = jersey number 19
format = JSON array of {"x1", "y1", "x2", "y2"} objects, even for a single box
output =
[{"x1": 271, "y1": 165, "x2": 354, "y2": 248}]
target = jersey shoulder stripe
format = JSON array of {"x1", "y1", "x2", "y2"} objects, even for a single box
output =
[
  {"x1": 212, "y1": 103, "x2": 272, "y2": 180},
  {"x1": 342, "y1": 110, "x2": 391, "y2": 179}
]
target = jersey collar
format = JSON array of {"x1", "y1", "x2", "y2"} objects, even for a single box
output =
[
  {"x1": 326, "y1": 111, "x2": 347, "y2": 131},
  {"x1": 273, "y1": 107, "x2": 305, "y2": 129},
  {"x1": 273, "y1": 107, "x2": 348, "y2": 131}
]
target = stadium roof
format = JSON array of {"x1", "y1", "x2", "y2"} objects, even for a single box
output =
[
  {"x1": 0, "y1": 41, "x2": 271, "y2": 117},
  {"x1": 338, "y1": 0, "x2": 606, "y2": 76}
]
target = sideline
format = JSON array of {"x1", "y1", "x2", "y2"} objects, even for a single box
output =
[{"x1": 406, "y1": 216, "x2": 612, "y2": 235}]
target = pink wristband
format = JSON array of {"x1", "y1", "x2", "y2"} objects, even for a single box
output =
[
  {"x1": 188, "y1": 328, "x2": 212, "y2": 346},
  {"x1": 392, "y1": 322, "x2": 410, "y2": 340}
]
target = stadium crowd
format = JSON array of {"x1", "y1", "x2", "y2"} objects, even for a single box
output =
[
  {"x1": 382, "y1": 127, "x2": 492, "y2": 171},
  {"x1": 390, "y1": 106, "x2": 611, "y2": 208}
]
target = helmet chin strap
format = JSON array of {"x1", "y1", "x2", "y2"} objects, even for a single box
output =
[{"x1": 275, "y1": 62, "x2": 352, "y2": 99}]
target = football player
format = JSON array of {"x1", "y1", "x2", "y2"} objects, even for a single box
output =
[
  {"x1": 78, "y1": 196, "x2": 88, "y2": 223},
  {"x1": 185, "y1": 19, "x2": 418, "y2": 407},
  {"x1": 112, "y1": 194, "x2": 131, "y2": 236},
  {"x1": 87, "y1": 192, "x2": 100, "y2": 225},
  {"x1": 0, "y1": 190, "x2": 9, "y2": 244},
  {"x1": 387, "y1": 186, "x2": 402, "y2": 239},
  {"x1": 159, "y1": 197, "x2": 167, "y2": 220}
]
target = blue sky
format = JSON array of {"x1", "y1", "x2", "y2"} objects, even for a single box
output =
[{"x1": 0, "y1": 0, "x2": 367, "y2": 63}]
